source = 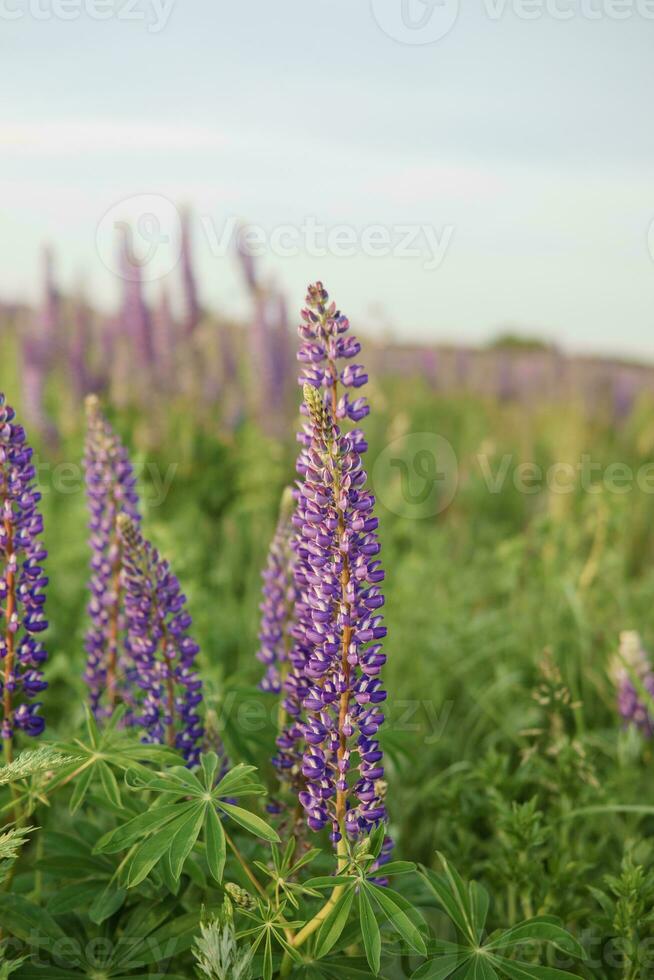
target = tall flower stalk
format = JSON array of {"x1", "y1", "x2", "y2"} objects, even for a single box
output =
[
  {"x1": 256, "y1": 487, "x2": 296, "y2": 699},
  {"x1": 273, "y1": 283, "x2": 387, "y2": 848},
  {"x1": 0, "y1": 394, "x2": 48, "y2": 763},
  {"x1": 83, "y1": 395, "x2": 140, "y2": 717},
  {"x1": 611, "y1": 630, "x2": 654, "y2": 736},
  {"x1": 117, "y1": 515, "x2": 204, "y2": 765}
]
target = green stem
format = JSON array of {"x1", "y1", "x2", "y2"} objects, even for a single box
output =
[
  {"x1": 224, "y1": 828, "x2": 268, "y2": 901},
  {"x1": 280, "y1": 836, "x2": 348, "y2": 976}
]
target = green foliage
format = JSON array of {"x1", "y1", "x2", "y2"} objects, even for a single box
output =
[
  {"x1": 2, "y1": 377, "x2": 654, "y2": 975},
  {"x1": 193, "y1": 898, "x2": 254, "y2": 980},
  {"x1": 412, "y1": 854, "x2": 584, "y2": 979}
]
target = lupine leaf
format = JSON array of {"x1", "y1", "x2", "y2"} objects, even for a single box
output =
[
  {"x1": 373, "y1": 861, "x2": 416, "y2": 877},
  {"x1": 367, "y1": 883, "x2": 427, "y2": 955},
  {"x1": 97, "y1": 760, "x2": 122, "y2": 808},
  {"x1": 88, "y1": 880, "x2": 127, "y2": 924},
  {"x1": 486, "y1": 918, "x2": 584, "y2": 959},
  {"x1": 420, "y1": 866, "x2": 473, "y2": 941},
  {"x1": 204, "y1": 803, "x2": 226, "y2": 883},
  {"x1": 469, "y1": 881, "x2": 490, "y2": 941},
  {"x1": 411, "y1": 954, "x2": 469, "y2": 979},
  {"x1": 314, "y1": 886, "x2": 356, "y2": 959},
  {"x1": 213, "y1": 764, "x2": 266, "y2": 799},
  {"x1": 68, "y1": 763, "x2": 94, "y2": 814},
  {"x1": 488, "y1": 958, "x2": 581, "y2": 979},
  {"x1": 358, "y1": 887, "x2": 381, "y2": 975},
  {"x1": 168, "y1": 804, "x2": 206, "y2": 880},
  {"x1": 46, "y1": 881, "x2": 103, "y2": 915},
  {"x1": 462, "y1": 957, "x2": 499, "y2": 979},
  {"x1": 96, "y1": 802, "x2": 192, "y2": 852},
  {"x1": 200, "y1": 751, "x2": 219, "y2": 788},
  {"x1": 217, "y1": 801, "x2": 280, "y2": 842},
  {"x1": 303, "y1": 875, "x2": 358, "y2": 889},
  {"x1": 126, "y1": 809, "x2": 199, "y2": 887}
]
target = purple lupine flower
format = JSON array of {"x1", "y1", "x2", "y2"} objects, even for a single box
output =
[
  {"x1": 70, "y1": 291, "x2": 94, "y2": 401},
  {"x1": 0, "y1": 393, "x2": 48, "y2": 756},
  {"x1": 117, "y1": 515, "x2": 204, "y2": 765},
  {"x1": 21, "y1": 245, "x2": 60, "y2": 443},
  {"x1": 256, "y1": 487, "x2": 296, "y2": 695},
  {"x1": 611, "y1": 630, "x2": 654, "y2": 736},
  {"x1": 235, "y1": 224, "x2": 259, "y2": 295},
  {"x1": 117, "y1": 226, "x2": 154, "y2": 368},
  {"x1": 83, "y1": 396, "x2": 140, "y2": 718},
  {"x1": 39, "y1": 244, "x2": 61, "y2": 355},
  {"x1": 153, "y1": 285, "x2": 177, "y2": 382},
  {"x1": 277, "y1": 282, "x2": 388, "y2": 845},
  {"x1": 180, "y1": 207, "x2": 201, "y2": 337}
]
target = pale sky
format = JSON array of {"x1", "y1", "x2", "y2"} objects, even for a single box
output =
[{"x1": 1, "y1": 0, "x2": 653, "y2": 358}]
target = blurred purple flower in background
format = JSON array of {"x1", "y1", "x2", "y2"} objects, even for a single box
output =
[
  {"x1": 611, "y1": 630, "x2": 654, "y2": 736},
  {"x1": 118, "y1": 514, "x2": 205, "y2": 765},
  {"x1": 83, "y1": 395, "x2": 140, "y2": 718}
]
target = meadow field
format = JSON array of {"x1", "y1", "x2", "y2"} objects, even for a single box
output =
[{"x1": 2, "y1": 273, "x2": 654, "y2": 979}]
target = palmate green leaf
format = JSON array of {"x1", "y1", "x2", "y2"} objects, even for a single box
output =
[
  {"x1": 169, "y1": 804, "x2": 206, "y2": 879},
  {"x1": 302, "y1": 875, "x2": 357, "y2": 889},
  {"x1": 96, "y1": 802, "x2": 190, "y2": 853},
  {"x1": 358, "y1": 887, "x2": 381, "y2": 975},
  {"x1": 421, "y1": 866, "x2": 473, "y2": 942},
  {"x1": 124, "y1": 766, "x2": 202, "y2": 796},
  {"x1": 314, "y1": 886, "x2": 356, "y2": 959},
  {"x1": 204, "y1": 801, "x2": 227, "y2": 883},
  {"x1": 0, "y1": 896, "x2": 68, "y2": 953},
  {"x1": 486, "y1": 917, "x2": 585, "y2": 959},
  {"x1": 469, "y1": 881, "x2": 490, "y2": 942},
  {"x1": 461, "y1": 957, "x2": 499, "y2": 979},
  {"x1": 97, "y1": 759, "x2": 122, "y2": 807},
  {"x1": 46, "y1": 880, "x2": 104, "y2": 915},
  {"x1": 213, "y1": 763, "x2": 267, "y2": 799},
  {"x1": 488, "y1": 957, "x2": 580, "y2": 979},
  {"x1": 373, "y1": 860, "x2": 416, "y2": 877},
  {"x1": 88, "y1": 879, "x2": 127, "y2": 924},
  {"x1": 294, "y1": 956, "x2": 384, "y2": 978},
  {"x1": 126, "y1": 808, "x2": 199, "y2": 887},
  {"x1": 367, "y1": 883, "x2": 427, "y2": 955},
  {"x1": 68, "y1": 763, "x2": 94, "y2": 813},
  {"x1": 112, "y1": 908, "x2": 215, "y2": 969},
  {"x1": 217, "y1": 801, "x2": 280, "y2": 842},
  {"x1": 436, "y1": 852, "x2": 477, "y2": 944},
  {"x1": 411, "y1": 951, "x2": 469, "y2": 980}
]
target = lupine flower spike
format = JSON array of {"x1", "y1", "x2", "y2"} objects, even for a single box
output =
[
  {"x1": 83, "y1": 395, "x2": 140, "y2": 718},
  {"x1": 276, "y1": 284, "x2": 389, "y2": 861},
  {"x1": 610, "y1": 630, "x2": 654, "y2": 736},
  {"x1": 117, "y1": 515, "x2": 205, "y2": 765},
  {"x1": 0, "y1": 393, "x2": 48, "y2": 760},
  {"x1": 256, "y1": 487, "x2": 297, "y2": 697}
]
